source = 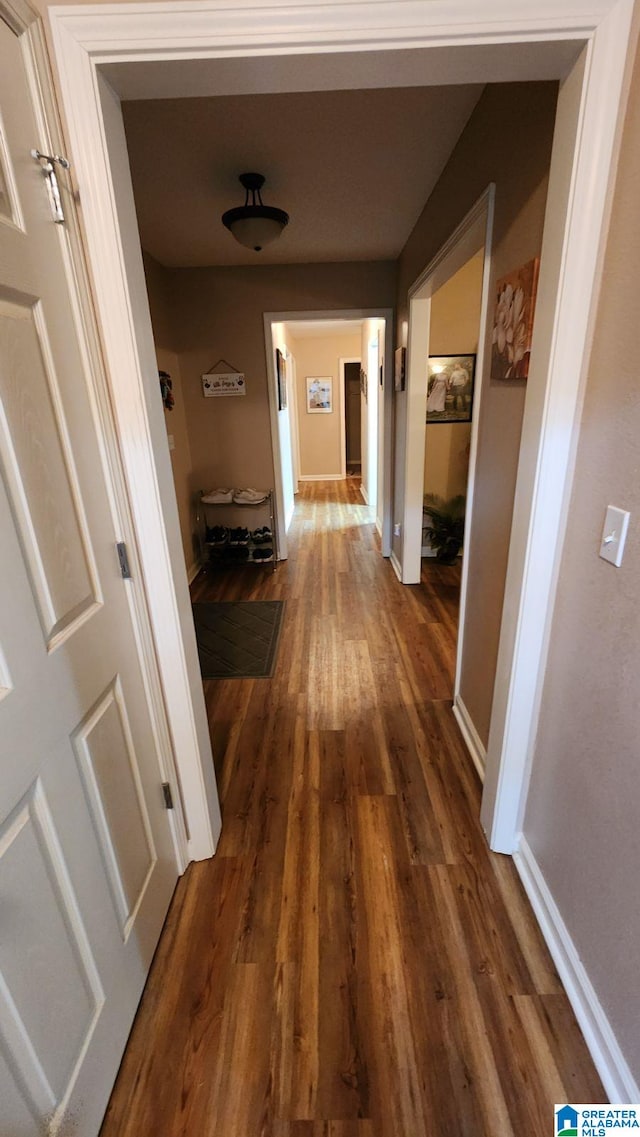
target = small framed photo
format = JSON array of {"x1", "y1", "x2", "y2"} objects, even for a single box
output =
[
  {"x1": 306, "y1": 376, "x2": 332, "y2": 413},
  {"x1": 427, "y1": 354, "x2": 475, "y2": 423},
  {"x1": 276, "y1": 348, "x2": 287, "y2": 410},
  {"x1": 394, "y1": 346, "x2": 406, "y2": 392}
]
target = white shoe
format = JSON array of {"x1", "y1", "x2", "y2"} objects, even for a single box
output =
[
  {"x1": 202, "y1": 487, "x2": 234, "y2": 503},
  {"x1": 233, "y1": 487, "x2": 267, "y2": 504}
]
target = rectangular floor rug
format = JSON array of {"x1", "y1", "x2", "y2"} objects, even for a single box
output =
[{"x1": 192, "y1": 600, "x2": 285, "y2": 679}]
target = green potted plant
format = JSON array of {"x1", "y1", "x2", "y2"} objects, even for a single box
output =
[{"x1": 422, "y1": 493, "x2": 466, "y2": 564}]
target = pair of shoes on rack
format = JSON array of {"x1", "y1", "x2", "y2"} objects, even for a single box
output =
[
  {"x1": 251, "y1": 526, "x2": 272, "y2": 544},
  {"x1": 229, "y1": 527, "x2": 250, "y2": 546},
  {"x1": 226, "y1": 546, "x2": 249, "y2": 562},
  {"x1": 202, "y1": 487, "x2": 233, "y2": 504},
  {"x1": 233, "y1": 488, "x2": 267, "y2": 504},
  {"x1": 206, "y1": 525, "x2": 229, "y2": 546},
  {"x1": 253, "y1": 546, "x2": 274, "y2": 563}
]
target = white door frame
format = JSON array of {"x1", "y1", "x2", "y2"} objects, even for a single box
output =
[
  {"x1": 404, "y1": 186, "x2": 495, "y2": 783},
  {"x1": 48, "y1": 0, "x2": 636, "y2": 857},
  {"x1": 339, "y1": 356, "x2": 361, "y2": 480},
  {"x1": 264, "y1": 309, "x2": 393, "y2": 559},
  {"x1": 287, "y1": 349, "x2": 301, "y2": 493}
]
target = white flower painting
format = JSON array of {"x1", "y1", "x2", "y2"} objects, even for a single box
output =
[{"x1": 490, "y1": 258, "x2": 540, "y2": 380}]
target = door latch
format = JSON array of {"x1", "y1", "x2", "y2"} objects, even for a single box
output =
[
  {"x1": 116, "y1": 542, "x2": 132, "y2": 580},
  {"x1": 31, "y1": 149, "x2": 70, "y2": 224}
]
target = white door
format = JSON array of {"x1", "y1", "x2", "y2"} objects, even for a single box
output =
[{"x1": 0, "y1": 17, "x2": 178, "y2": 1136}]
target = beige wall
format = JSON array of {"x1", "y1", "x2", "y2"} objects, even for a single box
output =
[
  {"x1": 523, "y1": 35, "x2": 640, "y2": 1080},
  {"x1": 163, "y1": 263, "x2": 395, "y2": 502},
  {"x1": 289, "y1": 331, "x2": 361, "y2": 478},
  {"x1": 424, "y1": 250, "x2": 483, "y2": 502},
  {"x1": 143, "y1": 251, "x2": 196, "y2": 572},
  {"x1": 396, "y1": 81, "x2": 558, "y2": 744}
]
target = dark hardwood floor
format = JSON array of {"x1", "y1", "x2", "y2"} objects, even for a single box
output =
[{"x1": 100, "y1": 479, "x2": 603, "y2": 1137}]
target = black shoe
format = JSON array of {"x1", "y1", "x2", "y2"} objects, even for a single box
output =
[{"x1": 206, "y1": 525, "x2": 229, "y2": 546}]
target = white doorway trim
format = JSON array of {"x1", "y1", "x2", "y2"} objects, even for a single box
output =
[
  {"x1": 47, "y1": 0, "x2": 636, "y2": 860},
  {"x1": 339, "y1": 356, "x2": 361, "y2": 480},
  {"x1": 263, "y1": 309, "x2": 393, "y2": 559},
  {"x1": 404, "y1": 186, "x2": 495, "y2": 782},
  {"x1": 288, "y1": 350, "x2": 301, "y2": 493}
]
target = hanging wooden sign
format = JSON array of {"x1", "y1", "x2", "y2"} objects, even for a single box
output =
[{"x1": 202, "y1": 372, "x2": 246, "y2": 397}]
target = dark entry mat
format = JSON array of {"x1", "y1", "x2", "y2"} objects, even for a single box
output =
[{"x1": 192, "y1": 601, "x2": 285, "y2": 679}]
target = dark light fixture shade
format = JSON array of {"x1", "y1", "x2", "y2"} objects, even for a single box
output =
[{"x1": 222, "y1": 172, "x2": 289, "y2": 252}]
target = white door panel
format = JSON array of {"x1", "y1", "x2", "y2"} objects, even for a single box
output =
[{"x1": 0, "y1": 15, "x2": 179, "y2": 1136}]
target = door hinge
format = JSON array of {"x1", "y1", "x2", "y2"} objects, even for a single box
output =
[
  {"x1": 162, "y1": 782, "x2": 174, "y2": 810},
  {"x1": 31, "y1": 149, "x2": 70, "y2": 224},
  {"x1": 116, "y1": 541, "x2": 132, "y2": 579}
]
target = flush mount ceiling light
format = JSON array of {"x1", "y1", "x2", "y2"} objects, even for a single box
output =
[{"x1": 221, "y1": 172, "x2": 289, "y2": 252}]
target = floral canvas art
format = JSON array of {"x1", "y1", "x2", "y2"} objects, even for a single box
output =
[{"x1": 490, "y1": 257, "x2": 540, "y2": 380}]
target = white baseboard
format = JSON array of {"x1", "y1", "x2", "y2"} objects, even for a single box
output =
[
  {"x1": 452, "y1": 695, "x2": 486, "y2": 782},
  {"x1": 186, "y1": 559, "x2": 201, "y2": 584},
  {"x1": 390, "y1": 550, "x2": 402, "y2": 582},
  {"x1": 298, "y1": 473, "x2": 345, "y2": 481},
  {"x1": 514, "y1": 837, "x2": 640, "y2": 1104},
  {"x1": 375, "y1": 517, "x2": 382, "y2": 538},
  {"x1": 360, "y1": 484, "x2": 369, "y2": 504}
]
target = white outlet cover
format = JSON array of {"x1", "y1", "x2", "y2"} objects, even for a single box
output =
[{"x1": 599, "y1": 504, "x2": 630, "y2": 567}]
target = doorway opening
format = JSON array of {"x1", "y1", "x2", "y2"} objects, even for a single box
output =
[
  {"x1": 264, "y1": 312, "x2": 393, "y2": 558},
  {"x1": 342, "y1": 359, "x2": 362, "y2": 477},
  {"x1": 50, "y1": 0, "x2": 634, "y2": 862},
  {"x1": 405, "y1": 187, "x2": 494, "y2": 779}
]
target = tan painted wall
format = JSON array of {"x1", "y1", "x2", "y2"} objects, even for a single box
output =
[
  {"x1": 143, "y1": 251, "x2": 196, "y2": 572},
  {"x1": 289, "y1": 331, "x2": 361, "y2": 478},
  {"x1": 424, "y1": 250, "x2": 484, "y2": 502},
  {"x1": 523, "y1": 33, "x2": 640, "y2": 1080},
  {"x1": 396, "y1": 81, "x2": 558, "y2": 744},
  {"x1": 164, "y1": 263, "x2": 395, "y2": 501}
]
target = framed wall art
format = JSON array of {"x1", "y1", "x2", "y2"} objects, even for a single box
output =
[
  {"x1": 426, "y1": 355, "x2": 475, "y2": 423},
  {"x1": 394, "y1": 346, "x2": 406, "y2": 392},
  {"x1": 306, "y1": 376, "x2": 333, "y2": 413},
  {"x1": 276, "y1": 348, "x2": 287, "y2": 410},
  {"x1": 490, "y1": 257, "x2": 540, "y2": 380}
]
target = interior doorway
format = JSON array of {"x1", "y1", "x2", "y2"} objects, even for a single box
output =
[
  {"x1": 50, "y1": 0, "x2": 634, "y2": 859},
  {"x1": 405, "y1": 187, "x2": 494, "y2": 779},
  {"x1": 421, "y1": 246, "x2": 487, "y2": 775},
  {"x1": 264, "y1": 311, "x2": 393, "y2": 557},
  {"x1": 342, "y1": 359, "x2": 362, "y2": 476}
]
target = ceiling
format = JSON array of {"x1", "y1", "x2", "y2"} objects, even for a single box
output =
[
  {"x1": 123, "y1": 85, "x2": 483, "y2": 267},
  {"x1": 117, "y1": 39, "x2": 581, "y2": 270}
]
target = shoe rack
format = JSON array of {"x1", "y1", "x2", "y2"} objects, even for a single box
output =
[{"x1": 197, "y1": 489, "x2": 278, "y2": 573}]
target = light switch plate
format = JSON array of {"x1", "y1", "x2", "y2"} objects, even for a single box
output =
[
  {"x1": 599, "y1": 504, "x2": 630, "y2": 567},
  {"x1": 167, "y1": 434, "x2": 175, "y2": 451}
]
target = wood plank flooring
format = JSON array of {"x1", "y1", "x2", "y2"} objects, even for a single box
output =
[{"x1": 100, "y1": 479, "x2": 604, "y2": 1137}]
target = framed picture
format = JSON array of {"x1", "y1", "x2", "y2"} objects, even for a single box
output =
[
  {"x1": 306, "y1": 376, "x2": 333, "y2": 413},
  {"x1": 276, "y1": 348, "x2": 287, "y2": 410},
  {"x1": 427, "y1": 355, "x2": 475, "y2": 423},
  {"x1": 490, "y1": 257, "x2": 540, "y2": 380},
  {"x1": 394, "y1": 346, "x2": 406, "y2": 392}
]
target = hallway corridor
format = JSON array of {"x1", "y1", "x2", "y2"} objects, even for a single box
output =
[{"x1": 100, "y1": 480, "x2": 603, "y2": 1136}]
